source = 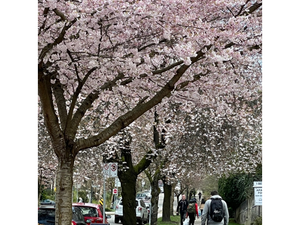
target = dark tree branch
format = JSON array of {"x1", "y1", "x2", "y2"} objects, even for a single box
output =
[
  {"x1": 66, "y1": 71, "x2": 124, "y2": 140},
  {"x1": 39, "y1": 14, "x2": 77, "y2": 61},
  {"x1": 52, "y1": 78, "x2": 68, "y2": 130},
  {"x1": 66, "y1": 66, "x2": 98, "y2": 130},
  {"x1": 75, "y1": 64, "x2": 187, "y2": 151},
  {"x1": 38, "y1": 66, "x2": 64, "y2": 155}
]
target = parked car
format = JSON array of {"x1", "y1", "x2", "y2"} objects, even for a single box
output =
[
  {"x1": 40, "y1": 199, "x2": 55, "y2": 205},
  {"x1": 115, "y1": 198, "x2": 149, "y2": 224},
  {"x1": 136, "y1": 190, "x2": 151, "y2": 200},
  {"x1": 71, "y1": 207, "x2": 89, "y2": 225},
  {"x1": 38, "y1": 204, "x2": 88, "y2": 225},
  {"x1": 143, "y1": 200, "x2": 151, "y2": 215},
  {"x1": 72, "y1": 202, "x2": 110, "y2": 225},
  {"x1": 136, "y1": 193, "x2": 147, "y2": 200},
  {"x1": 160, "y1": 186, "x2": 164, "y2": 193},
  {"x1": 142, "y1": 191, "x2": 151, "y2": 199},
  {"x1": 136, "y1": 191, "x2": 151, "y2": 200}
]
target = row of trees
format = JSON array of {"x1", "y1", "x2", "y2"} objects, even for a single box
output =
[
  {"x1": 38, "y1": 0, "x2": 262, "y2": 224},
  {"x1": 39, "y1": 100, "x2": 261, "y2": 224}
]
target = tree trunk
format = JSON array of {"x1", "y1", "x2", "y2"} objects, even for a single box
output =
[
  {"x1": 150, "y1": 172, "x2": 160, "y2": 225},
  {"x1": 162, "y1": 182, "x2": 172, "y2": 222},
  {"x1": 55, "y1": 150, "x2": 75, "y2": 225},
  {"x1": 35, "y1": 177, "x2": 41, "y2": 206},
  {"x1": 119, "y1": 168, "x2": 137, "y2": 225},
  {"x1": 171, "y1": 183, "x2": 175, "y2": 216}
]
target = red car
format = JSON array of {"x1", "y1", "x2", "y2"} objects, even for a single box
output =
[{"x1": 72, "y1": 203, "x2": 110, "y2": 225}]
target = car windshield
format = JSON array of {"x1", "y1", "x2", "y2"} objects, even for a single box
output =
[
  {"x1": 73, "y1": 207, "x2": 85, "y2": 221},
  {"x1": 136, "y1": 193, "x2": 146, "y2": 198},
  {"x1": 76, "y1": 206, "x2": 99, "y2": 217}
]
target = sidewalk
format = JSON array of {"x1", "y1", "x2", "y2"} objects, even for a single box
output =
[
  {"x1": 182, "y1": 217, "x2": 202, "y2": 225},
  {"x1": 194, "y1": 217, "x2": 201, "y2": 224}
]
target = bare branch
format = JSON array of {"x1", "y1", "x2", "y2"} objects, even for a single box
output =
[
  {"x1": 74, "y1": 57, "x2": 199, "y2": 151},
  {"x1": 39, "y1": 18, "x2": 77, "y2": 61},
  {"x1": 53, "y1": 8, "x2": 67, "y2": 21},
  {"x1": 52, "y1": 79, "x2": 68, "y2": 130}
]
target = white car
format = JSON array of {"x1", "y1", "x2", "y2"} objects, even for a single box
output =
[
  {"x1": 142, "y1": 191, "x2": 152, "y2": 200},
  {"x1": 115, "y1": 198, "x2": 149, "y2": 224}
]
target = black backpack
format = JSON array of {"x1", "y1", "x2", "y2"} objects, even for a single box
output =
[{"x1": 209, "y1": 198, "x2": 225, "y2": 222}]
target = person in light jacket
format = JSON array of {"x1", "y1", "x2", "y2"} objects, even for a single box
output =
[{"x1": 201, "y1": 191, "x2": 229, "y2": 225}]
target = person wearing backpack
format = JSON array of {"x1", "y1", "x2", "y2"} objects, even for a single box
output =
[
  {"x1": 186, "y1": 198, "x2": 199, "y2": 225},
  {"x1": 201, "y1": 191, "x2": 229, "y2": 225}
]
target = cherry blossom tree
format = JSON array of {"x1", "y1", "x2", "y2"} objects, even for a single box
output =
[
  {"x1": 38, "y1": 0, "x2": 262, "y2": 224},
  {"x1": 145, "y1": 94, "x2": 261, "y2": 223}
]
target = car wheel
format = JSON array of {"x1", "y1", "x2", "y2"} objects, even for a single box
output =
[
  {"x1": 115, "y1": 216, "x2": 119, "y2": 223},
  {"x1": 138, "y1": 216, "x2": 143, "y2": 225},
  {"x1": 145, "y1": 215, "x2": 149, "y2": 224}
]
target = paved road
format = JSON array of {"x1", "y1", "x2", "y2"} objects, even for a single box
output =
[
  {"x1": 107, "y1": 212, "x2": 148, "y2": 225},
  {"x1": 107, "y1": 193, "x2": 178, "y2": 225}
]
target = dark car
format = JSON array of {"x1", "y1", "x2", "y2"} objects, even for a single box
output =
[
  {"x1": 38, "y1": 206, "x2": 55, "y2": 225},
  {"x1": 38, "y1": 205, "x2": 89, "y2": 225}
]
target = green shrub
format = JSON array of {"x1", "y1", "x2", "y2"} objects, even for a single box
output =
[
  {"x1": 218, "y1": 164, "x2": 262, "y2": 217},
  {"x1": 229, "y1": 218, "x2": 243, "y2": 225},
  {"x1": 253, "y1": 216, "x2": 262, "y2": 225},
  {"x1": 218, "y1": 172, "x2": 252, "y2": 211}
]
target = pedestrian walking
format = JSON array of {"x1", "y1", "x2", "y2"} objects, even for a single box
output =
[
  {"x1": 186, "y1": 198, "x2": 199, "y2": 225},
  {"x1": 189, "y1": 188, "x2": 196, "y2": 200},
  {"x1": 200, "y1": 198, "x2": 205, "y2": 215},
  {"x1": 201, "y1": 191, "x2": 229, "y2": 225},
  {"x1": 198, "y1": 192, "x2": 202, "y2": 202},
  {"x1": 177, "y1": 194, "x2": 189, "y2": 225}
]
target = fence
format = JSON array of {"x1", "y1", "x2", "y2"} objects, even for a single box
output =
[{"x1": 235, "y1": 194, "x2": 262, "y2": 225}]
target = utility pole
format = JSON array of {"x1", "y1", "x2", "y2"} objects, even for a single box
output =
[
  {"x1": 149, "y1": 186, "x2": 152, "y2": 225},
  {"x1": 90, "y1": 181, "x2": 93, "y2": 203},
  {"x1": 103, "y1": 176, "x2": 106, "y2": 222}
]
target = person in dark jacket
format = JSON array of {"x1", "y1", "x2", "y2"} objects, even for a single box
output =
[
  {"x1": 177, "y1": 194, "x2": 189, "y2": 225},
  {"x1": 198, "y1": 192, "x2": 202, "y2": 201}
]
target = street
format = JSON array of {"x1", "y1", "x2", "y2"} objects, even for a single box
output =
[{"x1": 107, "y1": 193, "x2": 178, "y2": 225}]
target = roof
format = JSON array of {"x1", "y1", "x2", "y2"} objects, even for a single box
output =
[
  {"x1": 39, "y1": 204, "x2": 55, "y2": 209},
  {"x1": 72, "y1": 202, "x2": 101, "y2": 209}
]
